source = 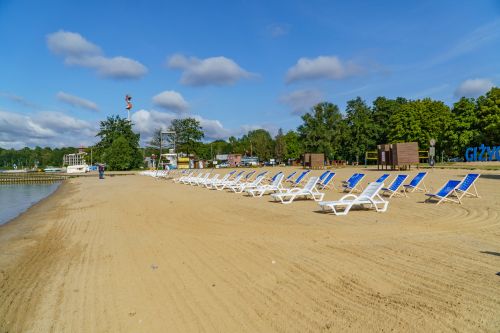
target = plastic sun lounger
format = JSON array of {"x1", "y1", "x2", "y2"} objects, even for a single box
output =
[
  {"x1": 290, "y1": 170, "x2": 311, "y2": 187},
  {"x1": 284, "y1": 171, "x2": 297, "y2": 183},
  {"x1": 190, "y1": 173, "x2": 210, "y2": 185},
  {"x1": 318, "y1": 182, "x2": 388, "y2": 216},
  {"x1": 247, "y1": 173, "x2": 285, "y2": 197},
  {"x1": 179, "y1": 172, "x2": 198, "y2": 184},
  {"x1": 271, "y1": 177, "x2": 324, "y2": 204},
  {"x1": 206, "y1": 172, "x2": 235, "y2": 189},
  {"x1": 212, "y1": 170, "x2": 242, "y2": 187},
  {"x1": 229, "y1": 175, "x2": 266, "y2": 193},
  {"x1": 381, "y1": 174, "x2": 409, "y2": 198},
  {"x1": 425, "y1": 180, "x2": 461, "y2": 204},
  {"x1": 201, "y1": 173, "x2": 219, "y2": 186},
  {"x1": 183, "y1": 172, "x2": 202, "y2": 184},
  {"x1": 342, "y1": 173, "x2": 365, "y2": 193},
  {"x1": 173, "y1": 171, "x2": 193, "y2": 183},
  {"x1": 214, "y1": 173, "x2": 245, "y2": 190},
  {"x1": 454, "y1": 173, "x2": 481, "y2": 200},
  {"x1": 268, "y1": 171, "x2": 283, "y2": 183},
  {"x1": 403, "y1": 172, "x2": 428, "y2": 193},
  {"x1": 317, "y1": 172, "x2": 336, "y2": 190}
]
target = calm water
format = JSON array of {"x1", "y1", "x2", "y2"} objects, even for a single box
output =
[{"x1": 0, "y1": 182, "x2": 61, "y2": 226}]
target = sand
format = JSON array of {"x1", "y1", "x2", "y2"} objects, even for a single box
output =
[{"x1": 1, "y1": 167, "x2": 499, "y2": 332}]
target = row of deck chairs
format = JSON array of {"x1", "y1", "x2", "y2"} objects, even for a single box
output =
[
  {"x1": 318, "y1": 173, "x2": 480, "y2": 215},
  {"x1": 143, "y1": 168, "x2": 481, "y2": 215}
]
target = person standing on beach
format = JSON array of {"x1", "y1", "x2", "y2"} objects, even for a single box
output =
[{"x1": 98, "y1": 164, "x2": 105, "y2": 179}]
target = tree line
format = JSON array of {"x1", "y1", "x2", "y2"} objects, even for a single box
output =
[
  {"x1": 1, "y1": 87, "x2": 498, "y2": 170},
  {"x1": 148, "y1": 87, "x2": 499, "y2": 164}
]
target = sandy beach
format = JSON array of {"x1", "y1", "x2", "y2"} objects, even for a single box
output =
[{"x1": 1, "y1": 167, "x2": 499, "y2": 332}]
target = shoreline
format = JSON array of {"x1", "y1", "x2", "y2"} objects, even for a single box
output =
[
  {"x1": 1, "y1": 167, "x2": 499, "y2": 332},
  {"x1": 0, "y1": 180, "x2": 70, "y2": 264},
  {"x1": 0, "y1": 181, "x2": 63, "y2": 227}
]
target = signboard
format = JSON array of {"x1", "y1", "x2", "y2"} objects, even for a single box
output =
[{"x1": 465, "y1": 144, "x2": 500, "y2": 162}]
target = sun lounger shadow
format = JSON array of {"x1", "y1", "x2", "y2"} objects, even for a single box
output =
[{"x1": 480, "y1": 251, "x2": 500, "y2": 257}]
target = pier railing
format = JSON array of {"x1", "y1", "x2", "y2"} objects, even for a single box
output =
[{"x1": 0, "y1": 173, "x2": 68, "y2": 184}]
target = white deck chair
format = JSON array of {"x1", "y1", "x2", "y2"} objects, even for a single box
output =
[
  {"x1": 191, "y1": 173, "x2": 211, "y2": 185},
  {"x1": 201, "y1": 173, "x2": 219, "y2": 187},
  {"x1": 318, "y1": 182, "x2": 388, "y2": 216},
  {"x1": 183, "y1": 172, "x2": 202, "y2": 184},
  {"x1": 174, "y1": 171, "x2": 193, "y2": 183},
  {"x1": 206, "y1": 173, "x2": 234, "y2": 189},
  {"x1": 229, "y1": 175, "x2": 266, "y2": 193},
  {"x1": 271, "y1": 177, "x2": 324, "y2": 204},
  {"x1": 214, "y1": 173, "x2": 245, "y2": 190},
  {"x1": 246, "y1": 173, "x2": 285, "y2": 197}
]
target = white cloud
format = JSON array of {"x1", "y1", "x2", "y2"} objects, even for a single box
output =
[
  {"x1": 131, "y1": 109, "x2": 233, "y2": 143},
  {"x1": 47, "y1": 30, "x2": 147, "y2": 79},
  {"x1": 286, "y1": 56, "x2": 362, "y2": 83},
  {"x1": 454, "y1": 78, "x2": 495, "y2": 98},
  {"x1": 194, "y1": 116, "x2": 231, "y2": 139},
  {"x1": 280, "y1": 89, "x2": 323, "y2": 115},
  {"x1": 57, "y1": 91, "x2": 99, "y2": 112},
  {"x1": 0, "y1": 92, "x2": 41, "y2": 109},
  {"x1": 267, "y1": 23, "x2": 291, "y2": 38},
  {"x1": 0, "y1": 110, "x2": 97, "y2": 148},
  {"x1": 47, "y1": 30, "x2": 100, "y2": 56},
  {"x1": 167, "y1": 54, "x2": 254, "y2": 86},
  {"x1": 152, "y1": 90, "x2": 189, "y2": 113}
]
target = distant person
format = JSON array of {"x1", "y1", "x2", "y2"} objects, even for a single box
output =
[{"x1": 98, "y1": 164, "x2": 105, "y2": 179}]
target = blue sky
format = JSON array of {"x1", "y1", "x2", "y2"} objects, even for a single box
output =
[{"x1": 0, "y1": 0, "x2": 499, "y2": 148}]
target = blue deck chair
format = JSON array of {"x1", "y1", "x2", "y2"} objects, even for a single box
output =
[
  {"x1": 403, "y1": 172, "x2": 428, "y2": 193},
  {"x1": 454, "y1": 173, "x2": 480, "y2": 200},
  {"x1": 318, "y1": 170, "x2": 330, "y2": 182},
  {"x1": 425, "y1": 180, "x2": 461, "y2": 204},
  {"x1": 291, "y1": 170, "x2": 311, "y2": 187},
  {"x1": 381, "y1": 174, "x2": 409, "y2": 198},
  {"x1": 317, "y1": 172, "x2": 336, "y2": 190},
  {"x1": 375, "y1": 174, "x2": 390, "y2": 183},
  {"x1": 342, "y1": 173, "x2": 365, "y2": 193},
  {"x1": 284, "y1": 171, "x2": 297, "y2": 183},
  {"x1": 342, "y1": 173, "x2": 358, "y2": 186}
]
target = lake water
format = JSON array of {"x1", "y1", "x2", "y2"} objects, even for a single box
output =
[{"x1": 0, "y1": 182, "x2": 61, "y2": 226}]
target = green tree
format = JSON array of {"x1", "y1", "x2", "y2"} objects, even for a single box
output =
[
  {"x1": 283, "y1": 130, "x2": 302, "y2": 162},
  {"x1": 449, "y1": 97, "x2": 479, "y2": 156},
  {"x1": 104, "y1": 136, "x2": 135, "y2": 170},
  {"x1": 344, "y1": 97, "x2": 377, "y2": 163},
  {"x1": 297, "y1": 102, "x2": 344, "y2": 160},
  {"x1": 247, "y1": 129, "x2": 274, "y2": 160},
  {"x1": 476, "y1": 87, "x2": 500, "y2": 145},
  {"x1": 372, "y1": 97, "x2": 407, "y2": 144},
  {"x1": 95, "y1": 115, "x2": 142, "y2": 169},
  {"x1": 168, "y1": 118, "x2": 204, "y2": 155},
  {"x1": 274, "y1": 128, "x2": 286, "y2": 163}
]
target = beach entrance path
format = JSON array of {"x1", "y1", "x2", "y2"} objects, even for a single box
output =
[{"x1": 1, "y1": 168, "x2": 499, "y2": 332}]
